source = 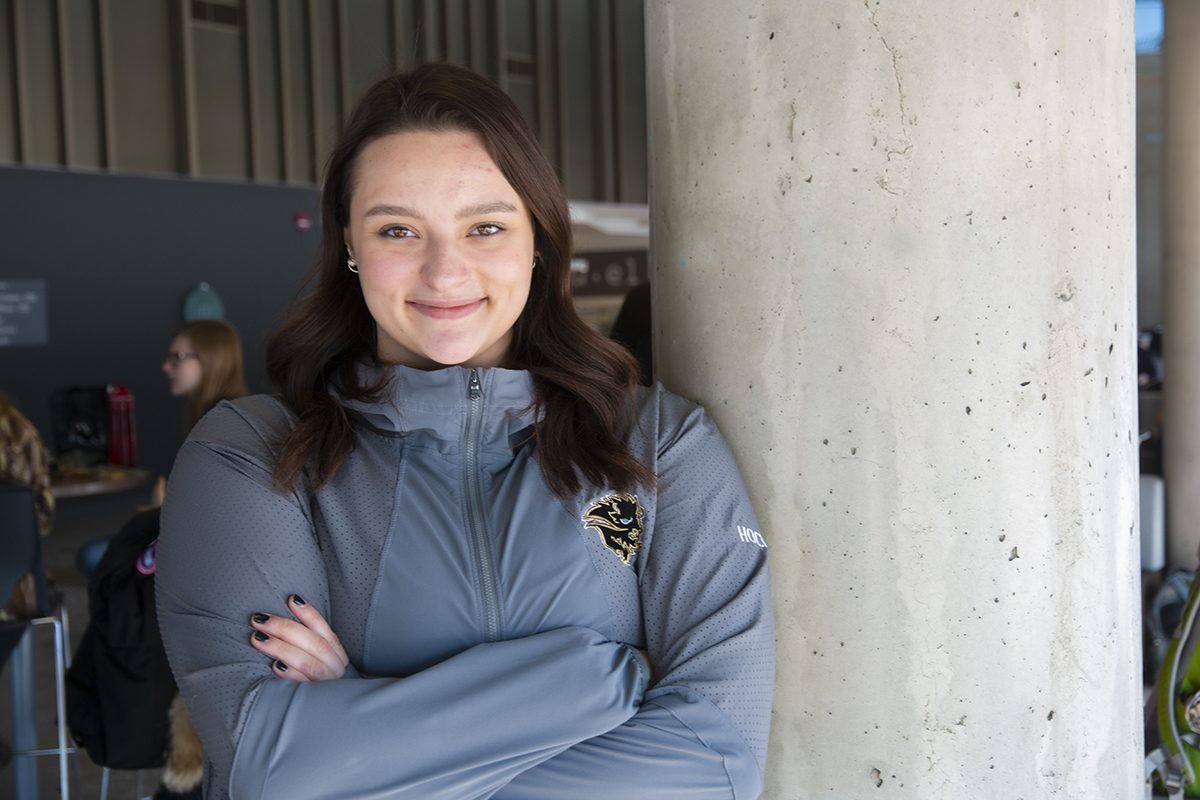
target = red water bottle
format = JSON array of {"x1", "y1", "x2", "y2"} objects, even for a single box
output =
[{"x1": 106, "y1": 384, "x2": 137, "y2": 466}]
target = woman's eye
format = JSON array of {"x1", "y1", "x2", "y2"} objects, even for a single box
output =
[
  {"x1": 381, "y1": 225, "x2": 416, "y2": 238},
  {"x1": 471, "y1": 223, "x2": 503, "y2": 236}
]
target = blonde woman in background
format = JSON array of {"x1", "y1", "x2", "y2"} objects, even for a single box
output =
[
  {"x1": 163, "y1": 319, "x2": 248, "y2": 432},
  {"x1": 153, "y1": 319, "x2": 248, "y2": 506}
]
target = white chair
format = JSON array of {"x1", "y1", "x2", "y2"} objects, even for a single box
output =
[{"x1": 98, "y1": 766, "x2": 153, "y2": 800}]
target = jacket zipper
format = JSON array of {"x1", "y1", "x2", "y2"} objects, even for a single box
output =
[{"x1": 465, "y1": 369, "x2": 500, "y2": 641}]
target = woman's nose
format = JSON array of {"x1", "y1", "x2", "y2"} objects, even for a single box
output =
[{"x1": 420, "y1": 243, "x2": 470, "y2": 292}]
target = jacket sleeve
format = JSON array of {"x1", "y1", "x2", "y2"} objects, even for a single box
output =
[
  {"x1": 156, "y1": 401, "x2": 648, "y2": 800},
  {"x1": 493, "y1": 396, "x2": 775, "y2": 799}
]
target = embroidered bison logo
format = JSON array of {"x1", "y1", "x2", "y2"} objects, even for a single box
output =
[{"x1": 582, "y1": 494, "x2": 644, "y2": 565}]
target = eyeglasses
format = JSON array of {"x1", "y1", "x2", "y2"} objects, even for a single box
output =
[{"x1": 164, "y1": 351, "x2": 199, "y2": 365}]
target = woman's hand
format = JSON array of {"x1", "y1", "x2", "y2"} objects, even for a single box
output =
[{"x1": 249, "y1": 594, "x2": 349, "y2": 683}]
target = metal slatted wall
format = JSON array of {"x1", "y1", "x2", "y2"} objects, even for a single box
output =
[{"x1": 0, "y1": 0, "x2": 647, "y2": 202}]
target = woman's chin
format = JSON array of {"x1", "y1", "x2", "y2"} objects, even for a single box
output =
[
  {"x1": 383, "y1": 342, "x2": 491, "y2": 370},
  {"x1": 420, "y1": 336, "x2": 509, "y2": 370}
]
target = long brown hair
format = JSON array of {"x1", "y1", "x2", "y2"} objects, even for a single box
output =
[
  {"x1": 177, "y1": 319, "x2": 248, "y2": 430},
  {"x1": 267, "y1": 63, "x2": 651, "y2": 496}
]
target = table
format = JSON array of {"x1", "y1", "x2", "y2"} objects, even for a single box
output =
[{"x1": 50, "y1": 466, "x2": 152, "y2": 500}]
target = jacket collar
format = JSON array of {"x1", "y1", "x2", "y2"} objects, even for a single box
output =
[{"x1": 339, "y1": 362, "x2": 539, "y2": 448}]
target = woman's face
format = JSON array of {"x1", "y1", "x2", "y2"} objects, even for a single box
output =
[
  {"x1": 342, "y1": 129, "x2": 536, "y2": 370},
  {"x1": 163, "y1": 335, "x2": 203, "y2": 396}
]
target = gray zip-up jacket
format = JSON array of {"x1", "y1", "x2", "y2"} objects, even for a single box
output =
[{"x1": 157, "y1": 365, "x2": 774, "y2": 799}]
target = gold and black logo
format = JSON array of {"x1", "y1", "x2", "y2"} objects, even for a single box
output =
[{"x1": 582, "y1": 494, "x2": 644, "y2": 565}]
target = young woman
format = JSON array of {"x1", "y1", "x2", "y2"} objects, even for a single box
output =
[
  {"x1": 163, "y1": 319, "x2": 249, "y2": 432},
  {"x1": 157, "y1": 63, "x2": 774, "y2": 799}
]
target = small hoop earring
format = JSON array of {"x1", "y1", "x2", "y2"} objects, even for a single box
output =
[
  {"x1": 347, "y1": 257, "x2": 359, "y2": 274},
  {"x1": 532, "y1": 257, "x2": 539, "y2": 270}
]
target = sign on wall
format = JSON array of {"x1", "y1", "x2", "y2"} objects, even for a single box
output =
[
  {"x1": 569, "y1": 251, "x2": 648, "y2": 297},
  {"x1": 0, "y1": 280, "x2": 49, "y2": 346}
]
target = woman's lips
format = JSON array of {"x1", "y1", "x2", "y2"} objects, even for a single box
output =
[{"x1": 408, "y1": 298, "x2": 486, "y2": 320}]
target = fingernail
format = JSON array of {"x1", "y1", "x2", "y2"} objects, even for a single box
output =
[
  {"x1": 291, "y1": 594, "x2": 307, "y2": 607},
  {"x1": 253, "y1": 631, "x2": 269, "y2": 642},
  {"x1": 252, "y1": 613, "x2": 270, "y2": 624},
  {"x1": 275, "y1": 661, "x2": 288, "y2": 672}
]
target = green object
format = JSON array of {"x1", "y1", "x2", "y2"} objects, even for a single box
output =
[
  {"x1": 1153, "y1": 576, "x2": 1200, "y2": 798},
  {"x1": 183, "y1": 281, "x2": 225, "y2": 321}
]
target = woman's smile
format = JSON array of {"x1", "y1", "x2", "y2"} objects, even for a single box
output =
[{"x1": 407, "y1": 297, "x2": 487, "y2": 320}]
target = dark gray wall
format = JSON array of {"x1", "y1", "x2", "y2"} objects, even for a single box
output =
[{"x1": 0, "y1": 165, "x2": 319, "y2": 474}]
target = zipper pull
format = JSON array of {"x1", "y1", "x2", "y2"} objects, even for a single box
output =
[{"x1": 468, "y1": 369, "x2": 482, "y2": 400}]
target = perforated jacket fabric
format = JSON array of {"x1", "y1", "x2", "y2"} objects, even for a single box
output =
[{"x1": 156, "y1": 365, "x2": 774, "y2": 799}]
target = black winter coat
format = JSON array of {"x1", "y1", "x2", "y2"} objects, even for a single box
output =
[{"x1": 66, "y1": 508, "x2": 177, "y2": 769}]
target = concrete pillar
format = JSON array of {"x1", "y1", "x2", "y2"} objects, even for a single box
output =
[
  {"x1": 1163, "y1": 0, "x2": 1200, "y2": 570},
  {"x1": 646, "y1": 2, "x2": 1140, "y2": 798}
]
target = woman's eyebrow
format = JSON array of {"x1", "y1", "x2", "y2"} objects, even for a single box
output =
[
  {"x1": 456, "y1": 201, "x2": 519, "y2": 219},
  {"x1": 364, "y1": 204, "x2": 421, "y2": 218}
]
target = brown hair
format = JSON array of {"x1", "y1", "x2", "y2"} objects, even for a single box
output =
[
  {"x1": 176, "y1": 319, "x2": 248, "y2": 430},
  {"x1": 267, "y1": 62, "x2": 651, "y2": 496}
]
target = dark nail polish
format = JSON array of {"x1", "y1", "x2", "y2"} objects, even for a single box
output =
[
  {"x1": 275, "y1": 660, "x2": 288, "y2": 672},
  {"x1": 291, "y1": 594, "x2": 307, "y2": 607},
  {"x1": 252, "y1": 613, "x2": 270, "y2": 624},
  {"x1": 253, "y1": 631, "x2": 269, "y2": 642}
]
